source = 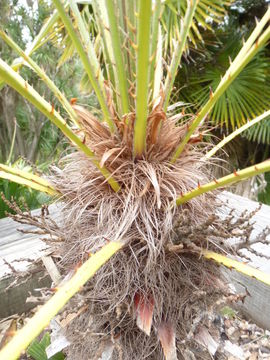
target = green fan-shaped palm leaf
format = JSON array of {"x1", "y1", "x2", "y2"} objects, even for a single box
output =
[
  {"x1": 245, "y1": 116, "x2": 270, "y2": 144},
  {"x1": 179, "y1": 33, "x2": 270, "y2": 133}
]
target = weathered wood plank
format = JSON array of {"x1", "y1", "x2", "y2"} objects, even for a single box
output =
[
  {"x1": 229, "y1": 270, "x2": 270, "y2": 329},
  {"x1": 0, "y1": 205, "x2": 59, "y2": 318},
  {"x1": 0, "y1": 204, "x2": 59, "y2": 279},
  {"x1": 218, "y1": 192, "x2": 270, "y2": 271},
  {"x1": 0, "y1": 272, "x2": 50, "y2": 318},
  {"x1": 0, "y1": 192, "x2": 270, "y2": 328},
  {"x1": 217, "y1": 192, "x2": 270, "y2": 329}
]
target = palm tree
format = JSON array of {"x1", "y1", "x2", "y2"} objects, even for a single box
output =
[
  {"x1": 0, "y1": 1, "x2": 270, "y2": 359},
  {"x1": 178, "y1": 32, "x2": 270, "y2": 133}
]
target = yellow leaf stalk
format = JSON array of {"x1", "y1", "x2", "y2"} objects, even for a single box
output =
[
  {"x1": 0, "y1": 163, "x2": 58, "y2": 196},
  {"x1": 203, "y1": 250, "x2": 270, "y2": 286},
  {"x1": 176, "y1": 159, "x2": 270, "y2": 205}
]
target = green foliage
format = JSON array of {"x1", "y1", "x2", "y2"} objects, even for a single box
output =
[
  {"x1": 245, "y1": 116, "x2": 270, "y2": 145},
  {"x1": 179, "y1": 32, "x2": 270, "y2": 133},
  {"x1": 0, "y1": 160, "x2": 50, "y2": 219},
  {"x1": 0, "y1": 1, "x2": 87, "y2": 165},
  {"x1": 220, "y1": 306, "x2": 237, "y2": 319},
  {"x1": 162, "y1": 0, "x2": 233, "y2": 51},
  {"x1": 53, "y1": 4, "x2": 97, "y2": 68},
  {"x1": 230, "y1": 0, "x2": 268, "y2": 26},
  {"x1": 27, "y1": 332, "x2": 65, "y2": 360},
  {"x1": 174, "y1": 1, "x2": 270, "y2": 148},
  {"x1": 0, "y1": 179, "x2": 49, "y2": 219}
]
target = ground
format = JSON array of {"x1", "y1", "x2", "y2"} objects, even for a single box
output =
[{"x1": 0, "y1": 305, "x2": 269, "y2": 359}]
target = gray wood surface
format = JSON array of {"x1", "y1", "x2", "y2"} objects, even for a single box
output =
[
  {"x1": 0, "y1": 192, "x2": 270, "y2": 328},
  {"x1": 0, "y1": 205, "x2": 59, "y2": 318},
  {"x1": 229, "y1": 270, "x2": 270, "y2": 329},
  {"x1": 0, "y1": 204, "x2": 59, "y2": 279}
]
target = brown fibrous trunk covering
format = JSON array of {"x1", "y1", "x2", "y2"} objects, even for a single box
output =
[{"x1": 8, "y1": 104, "x2": 257, "y2": 359}]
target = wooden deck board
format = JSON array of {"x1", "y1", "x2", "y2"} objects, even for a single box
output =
[
  {"x1": 218, "y1": 192, "x2": 270, "y2": 272},
  {"x1": 0, "y1": 204, "x2": 59, "y2": 278},
  {"x1": 0, "y1": 192, "x2": 270, "y2": 327}
]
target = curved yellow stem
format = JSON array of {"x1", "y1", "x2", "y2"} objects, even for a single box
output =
[
  {"x1": 203, "y1": 250, "x2": 270, "y2": 286},
  {"x1": 176, "y1": 159, "x2": 270, "y2": 205},
  {"x1": 0, "y1": 172, "x2": 57, "y2": 196},
  {"x1": 204, "y1": 109, "x2": 270, "y2": 159},
  {"x1": 0, "y1": 164, "x2": 58, "y2": 196}
]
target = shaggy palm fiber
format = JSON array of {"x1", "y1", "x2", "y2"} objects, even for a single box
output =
[
  {"x1": 4, "y1": 105, "x2": 251, "y2": 359},
  {"x1": 49, "y1": 105, "x2": 217, "y2": 269},
  {"x1": 43, "y1": 105, "x2": 235, "y2": 359},
  {"x1": 64, "y1": 252, "x2": 228, "y2": 360}
]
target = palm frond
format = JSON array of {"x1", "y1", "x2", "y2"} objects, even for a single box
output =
[
  {"x1": 245, "y1": 116, "x2": 270, "y2": 144},
  {"x1": 52, "y1": 0, "x2": 114, "y2": 131},
  {"x1": 162, "y1": 0, "x2": 233, "y2": 51},
  {"x1": 55, "y1": 4, "x2": 98, "y2": 67},
  {"x1": 179, "y1": 35, "x2": 270, "y2": 131}
]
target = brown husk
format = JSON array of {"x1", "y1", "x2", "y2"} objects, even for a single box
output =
[{"x1": 7, "y1": 105, "x2": 253, "y2": 359}]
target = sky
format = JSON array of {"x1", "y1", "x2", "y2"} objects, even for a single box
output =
[{"x1": 15, "y1": 0, "x2": 40, "y2": 49}]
